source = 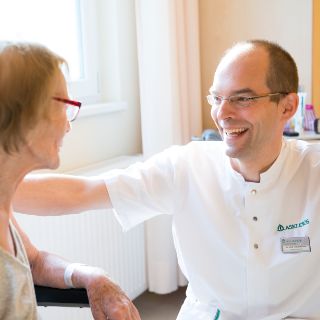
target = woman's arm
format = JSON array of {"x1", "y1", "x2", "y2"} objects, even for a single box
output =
[
  {"x1": 13, "y1": 174, "x2": 112, "y2": 215},
  {"x1": 11, "y1": 216, "x2": 140, "y2": 320}
]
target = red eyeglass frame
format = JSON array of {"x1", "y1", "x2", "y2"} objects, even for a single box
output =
[{"x1": 52, "y1": 97, "x2": 82, "y2": 107}]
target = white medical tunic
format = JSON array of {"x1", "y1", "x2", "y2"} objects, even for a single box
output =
[{"x1": 105, "y1": 139, "x2": 320, "y2": 320}]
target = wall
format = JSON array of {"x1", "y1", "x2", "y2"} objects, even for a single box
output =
[
  {"x1": 199, "y1": 0, "x2": 313, "y2": 130},
  {"x1": 56, "y1": 0, "x2": 142, "y2": 173},
  {"x1": 312, "y1": 0, "x2": 320, "y2": 116}
]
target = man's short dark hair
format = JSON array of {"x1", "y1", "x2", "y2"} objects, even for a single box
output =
[
  {"x1": 226, "y1": 39, "x2": 299, "y2": 102},
  {"x1": 250, "y1": 39, "x2": 299, "y2": 92}
]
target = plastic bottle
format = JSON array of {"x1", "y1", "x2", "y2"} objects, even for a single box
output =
[
  {"x1": 294, "y1": 91, "x2": 307, "y2": 133},
  {"x1": 303, "y1": 104, "x2": 316, "y2": 131}
]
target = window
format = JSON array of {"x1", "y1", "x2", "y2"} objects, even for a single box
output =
[{"x1": 0, "y1": 0, "x2": 100, "y2": 103}]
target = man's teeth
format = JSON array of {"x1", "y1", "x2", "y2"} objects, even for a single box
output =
[{"x1": 225, "y1": 128, "x2": 246, "y2": 135}]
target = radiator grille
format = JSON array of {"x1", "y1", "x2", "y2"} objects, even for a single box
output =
[{"x1": 15, "y1": 155, "x2": 146, "y2": 320}]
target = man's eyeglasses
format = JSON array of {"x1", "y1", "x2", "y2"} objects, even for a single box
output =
[
  {"x1": 52, "y1": 97, "x2": 82, "y2": 122},
  {"x1": 207, "y1": 92, "x2": 289, "y2": 108}
]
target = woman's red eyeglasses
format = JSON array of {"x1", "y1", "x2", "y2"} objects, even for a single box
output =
[{"x1": 52, "y1": 97, "x2": 82, "y2": 122}]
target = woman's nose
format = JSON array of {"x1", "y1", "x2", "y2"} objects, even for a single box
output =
[{"x1": 66, "y1": 119, "x2": 72, "y2": 133}]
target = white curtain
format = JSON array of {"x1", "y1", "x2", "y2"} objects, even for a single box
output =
[{"x1": 135, "y1": 0, "x2": 202, "y2": 293}]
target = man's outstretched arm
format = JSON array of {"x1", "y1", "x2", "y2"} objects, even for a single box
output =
[{"x1": 13, "y1": 174, "x2": 112, "y2": 215}]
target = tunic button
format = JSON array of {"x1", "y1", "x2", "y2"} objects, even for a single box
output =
[
  {"x1": 250, "y1": 189, "x2": 257, "y2": 195},
  {"x1": 254, "y1": 243, "x2": 259, "y2": 249},
  {"x1": 253, "y1": 216, "x2": 258, "y2": 221}
]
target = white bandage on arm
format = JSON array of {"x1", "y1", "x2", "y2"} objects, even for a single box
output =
[{"x1": 64, "y1": 263, "x2": 86, "y2": 288}]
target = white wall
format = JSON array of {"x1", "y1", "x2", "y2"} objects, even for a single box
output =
[
  {"x1": 56, "y1": 0, "x2": 142, "y2": 173},
  {"x1": 199, "y1": 0, "x2": 313, "y2": 130}
]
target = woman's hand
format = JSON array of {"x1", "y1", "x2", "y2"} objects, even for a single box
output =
[{"x1": 75, "y1": 266, "x2": 141, "y2": 320}]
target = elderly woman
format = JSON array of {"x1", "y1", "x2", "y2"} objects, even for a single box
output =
[{"x1": 0, "y1": 42, "x2": 140, "y2": 320}]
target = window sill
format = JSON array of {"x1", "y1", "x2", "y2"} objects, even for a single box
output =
[
  {"x1": 65, "y1": 154, "x2": 143, "y2": 175},
  {"x1": 78, "y1": 101, "x2": 127, "y2": 119},
  {"x1": 30, "y1": 154, "x2": 143, "y2": 176}
]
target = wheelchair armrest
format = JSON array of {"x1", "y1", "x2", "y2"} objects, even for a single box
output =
[{"x1": 34, "y1": 285, "x2": 89, "y2": 307}]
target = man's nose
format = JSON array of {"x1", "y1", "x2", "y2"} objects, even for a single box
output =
[{"x1": 215, "y1": 98, "x2": 235, "y2": 119}]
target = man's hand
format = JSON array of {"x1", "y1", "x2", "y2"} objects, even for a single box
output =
[{"x1": 74, "y1": 266, "x2": 141, "y2": 320}]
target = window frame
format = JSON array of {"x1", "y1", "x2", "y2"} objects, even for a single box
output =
[
  {"x1": 71, "y1": 0, "x2": 128, "y2": 118},
  {"x1": 68, "y1": 0, "x2": 101, "y2": 104}
]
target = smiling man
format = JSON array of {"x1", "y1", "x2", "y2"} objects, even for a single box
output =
[
  {"x1": 208, "y1": 41, "x2": 299, "y2": 182},
  {"x1": 15, "y1": 40, "x2": 320, "y2": 319}
]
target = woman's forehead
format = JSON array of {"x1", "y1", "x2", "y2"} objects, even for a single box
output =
[{"x1": 52, "y1": 71, "x2": 68, "y2": 95}]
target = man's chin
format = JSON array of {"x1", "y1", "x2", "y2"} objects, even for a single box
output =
[{"x1": 224, "y1": 145, "x2": 243, "y2": 159}]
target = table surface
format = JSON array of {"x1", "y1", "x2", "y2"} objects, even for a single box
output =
[{"x1": 292, "y1": 131, "x2": 320, "y2": 140}]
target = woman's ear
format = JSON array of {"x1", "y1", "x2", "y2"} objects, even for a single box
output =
[{"x1": 280, "y1": 93, "x2": 299, "y2": 121}]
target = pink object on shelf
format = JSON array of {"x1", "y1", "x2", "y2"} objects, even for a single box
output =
[{"x1": 303, "y1": 104, "x2": 316, "y2": 131}]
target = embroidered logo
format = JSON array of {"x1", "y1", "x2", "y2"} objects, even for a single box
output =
[
  {"x1": 277, "y1": 219, "x2": 309, "y2": 232},
  {"x1": 214, "y1": 309, "x2": 221, "y2": 320}
]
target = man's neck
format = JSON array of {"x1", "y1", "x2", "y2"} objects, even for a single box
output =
[{"x1": 230, "y1": 144, "x2": 283, "y2": 183}]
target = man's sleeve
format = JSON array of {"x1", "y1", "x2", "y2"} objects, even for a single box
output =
[{"x1": 104, "y1": 147, "x2": 180, "y2": 231}]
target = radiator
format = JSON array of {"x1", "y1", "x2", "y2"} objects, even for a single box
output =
[{"x1": 15, "y1": 155, "x2": 147, "y2": 320}]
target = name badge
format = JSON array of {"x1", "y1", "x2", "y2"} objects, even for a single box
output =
[{"x1": 281, "y1": 236, "x2": 311, "y2": 254}]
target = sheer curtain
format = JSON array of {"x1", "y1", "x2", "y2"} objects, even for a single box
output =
[{"x1": 135, "y1": 0, "x2": 202, "y2": 293}]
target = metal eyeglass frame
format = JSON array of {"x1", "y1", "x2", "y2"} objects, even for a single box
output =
[{"x1": 207, "y1": 92, "x2": 289, "y2": 108}]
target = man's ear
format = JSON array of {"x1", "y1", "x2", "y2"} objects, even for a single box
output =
[{"x1": 280, "y1": 93, "x2": 299, "y2": 121}]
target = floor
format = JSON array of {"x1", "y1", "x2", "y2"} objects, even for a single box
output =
[{"x1": 133, "y1": 286, "x2": 187, "y2": 320}]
